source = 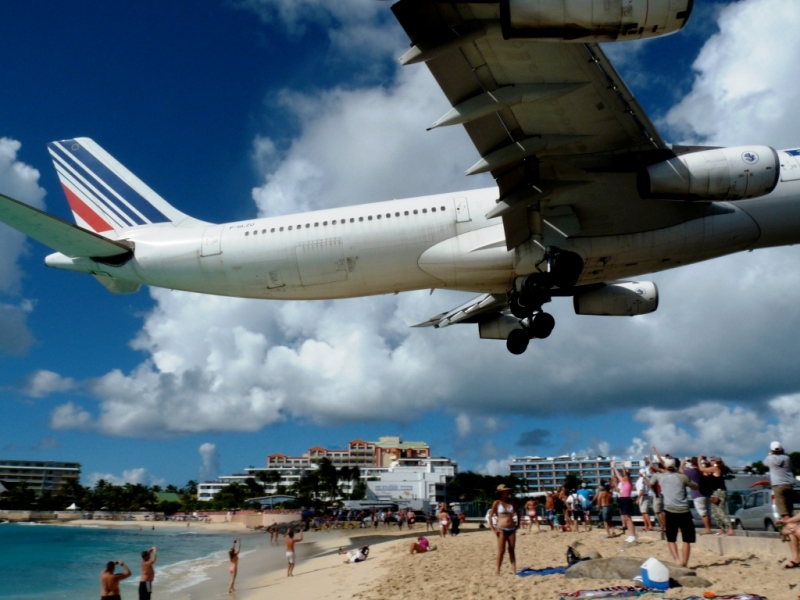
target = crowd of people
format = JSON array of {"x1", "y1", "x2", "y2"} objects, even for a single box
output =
[
  {"x1": 482, "y1": 441, "x2": 797, "y2": 572},
  {"x1": 98, "y1": 441, "x2": 797, "y2": 596}
]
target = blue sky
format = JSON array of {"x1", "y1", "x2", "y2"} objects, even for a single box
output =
[{"x1": 1, "y1": 0, "x2": 799, "y2": 488}]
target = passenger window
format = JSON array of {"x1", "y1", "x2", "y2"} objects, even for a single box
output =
[
  {"x1": 395, "y1": 212, "x2": 400, "y2": 217},
  {"x1": 350, "y1": 218, "x2": 355, "y2": 223},
  {"x1": 323, "y1": 221, "x2": 328, "y2": 226},
  {"x1": 279, "y1": 227, "x2": 284, "y2": 232},
  {"x1": 431, "y1": 207, "x2": 436, "y2": 212},
  {"x1": 404, "y1": 211, "x2": 409, "y2": 216},
  {"x1": 314, "y1": 222, "x2": 319, "y2": 227},
  {"x1": 377, "y1": 215, "x2": 381, "y2": 219},
  {"x1": 270, "y1": 228, "x2": 275, "y2": 233},
  {"x1": 305, "y1": 224, "x2": 310, "y2": 228},
  {"x1": 413, "y1": 210, "x2": 418, "y2": 215},
  {"x1": 288, "y1": 226, "x2": 293, "y2": 230},
  {"x1": 368, "y1": 216, "x2": 373, "y2": 221},
  {"x1": 441, "y1": 206, "x2": 445, "y2": 211},
  {"x1": 359, "y1": 217, "x2": 364, "y2": 222},
  {"x1": 262, "y1": 229, "x2": 266, "y2": 234},
  {"x1": 386, "y1": 213, "x2": 391, "y2": 218},
  {"x1": 422, "y1": 208, "x2": 427, "y2": 213},
  {"x1": 245, "y1": 231, "x2": 249, "y2": 236}
]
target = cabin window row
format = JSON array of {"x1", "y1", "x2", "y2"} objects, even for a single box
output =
[{"x1": 243, "y1": 206, "x2": 448, "y2": 236}]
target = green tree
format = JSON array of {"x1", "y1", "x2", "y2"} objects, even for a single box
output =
[
  {"x1": 316, "y1": 458, "x2": 340, "y2": 500},
  {"x1": 564, "y1": 471, "x2": 583, "y2": 491},
  {"x1": 0, "y1": 482, "x2": 37, "y2": 510},
  {"x1": 789, "y1": 451, "x2": 800, "y2": 476},
  {"x1": 743, "y1": 461, "x2": 769, "y2": 475}
]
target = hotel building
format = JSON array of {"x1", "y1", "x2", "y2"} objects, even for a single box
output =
[
  {"x1": 0, "y1": 459, "x2": 81, "y2": 495},
  {"x1": 509, "y1": 455, "x2": 647, "y2": 492}
]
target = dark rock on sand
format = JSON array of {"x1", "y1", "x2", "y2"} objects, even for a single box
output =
[{"x1": 565, "y1": 557, "x2": 695, "y2": 581}]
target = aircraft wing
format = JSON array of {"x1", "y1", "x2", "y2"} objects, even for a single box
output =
[
  {"x1": 0, "y1": 193, "x2": 132, "y2": 259},
  {"x1": 411, "y1": 293, "x2": 507, "y2": 328},
  {"x1": 392, "y1": 1, "x2": 703, "y2": 249}
]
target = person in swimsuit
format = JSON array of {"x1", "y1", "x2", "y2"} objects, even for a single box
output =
[
  {"x1": 594, "y1": 484, "x2": 616, "y2": 537},
  {"x1": 101, "y1": 560, "x2": 131, "y2": 600},
  {"x1": 488, "y1": 484, "x2": 519, "y2": 575},
  {"x1": 524, "y1": 498, "x2": 540, "y2": 533},
  {"x1": 284, "y1": 528, "x2": 303, "y2": 576},
  {"x1": 138, "y1": 547, "x2": 157, "y2": 600},
  {"x1": 228, "y1": 538, "x2": 240, "y2": 594},
  {"x1": 437, "y1": 505, "x2": 451, "y2": 538}
]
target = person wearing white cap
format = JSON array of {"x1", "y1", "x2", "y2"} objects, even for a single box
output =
[{"x1": 764, "y1": 441, "x2": 795, "y2": 519}]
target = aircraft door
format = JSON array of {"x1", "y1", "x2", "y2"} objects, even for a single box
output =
[
  {"x1": 200, "y1": 227, "x2": 223, "y2": 257},
  {"x1": 455, "y1": 196, "x2": 471, "y2": 222},
  {"x1": 780, "y1": 151, "x2": 800, "y2": 181},
  {"x1": 295, "y1": 238, "x2": 348, "y2": 286}
]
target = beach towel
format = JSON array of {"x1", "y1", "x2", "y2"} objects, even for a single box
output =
[
  {"x1": 559, "y1": 586, "x2": 666, "y2": 598},
  {"x1": 517, "y1": 566, "x2": 567, "y2": 577},
  {"x1": 681, "y1": 596, "x2": 767, "y2": 600}
]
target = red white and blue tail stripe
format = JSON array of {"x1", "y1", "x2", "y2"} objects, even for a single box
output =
[{"x1": 47, "y1": 138, "x2": 187, "y2": 235}]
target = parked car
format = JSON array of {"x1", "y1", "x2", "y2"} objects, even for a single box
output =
[{"x1": 733, "y1": 485, "x2": 800, "y2": 531}]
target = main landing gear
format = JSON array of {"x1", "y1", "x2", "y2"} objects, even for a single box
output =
[
  {"x1": 505, "y1": 248, "x2": 583, "y2": 355},
  {"x1": 506, "y1": 312, "x2": 556, "y2": 355}
]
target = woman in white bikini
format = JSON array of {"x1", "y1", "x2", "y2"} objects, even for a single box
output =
[
  {"x1": 488, "y1": 484, "x2": 519, "y2": 575},
  {"x1": 437, "y1": 505, "x2": 451, "y2": 537}
]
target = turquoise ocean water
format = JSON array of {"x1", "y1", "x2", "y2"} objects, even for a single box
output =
[{"x1": 0, "y1": 523, "x2": 265, "y2": 599}]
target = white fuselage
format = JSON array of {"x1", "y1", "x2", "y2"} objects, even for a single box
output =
[{"x1": 47, "y1": 175, "x2": 800, "y2": 300}]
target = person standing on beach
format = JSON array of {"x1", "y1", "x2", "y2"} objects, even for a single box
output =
[
  {"x1": 611, "y1": 461, "x2": 636, "y2": 543},
  {"x1": 649, "y1": 457, "x2": 698, "y2": 567},
  {"x1": 765, "y1": 441, "x2": 795, "y2": 519},
  {"x1": 437, "y1": 505, "x2": 451, "y2": 537},
  {"x1": 488, "y1": 484, "x2": 519, "y2": 575},
  {"x1": 284, "y1": 529, "x2": 303, "y2": 577},
  {"x1": 101, "y1": 560, "x2": 131, "y2": 599},
  {"x1": 228, "y1": 538, "x2": 241, "y2": 594},
  {"x1": 594, "y1": 484, "x2": 615, "y2": 538},
  {"x1": 524, "y1": 498, "x2": 540, "y2": 533},
  {"x1": 139, "y1": 547, "x2": 157, "y2": 600}
]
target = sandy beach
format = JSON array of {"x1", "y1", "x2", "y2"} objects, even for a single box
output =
[
  {"x1": 56, "y1": 520, "x2": 799, "y2": 599},
  {"x1": 178, "y1": 523, "x2": 799, "y2": 600}
]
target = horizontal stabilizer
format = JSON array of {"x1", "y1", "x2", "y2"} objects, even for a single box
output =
[{"x1": 0, "y1": 193, "x2": 132, "y2": 259}]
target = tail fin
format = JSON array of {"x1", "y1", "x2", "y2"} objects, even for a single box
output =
[{"x1": 47, "y1": 137, "x2": 196, "y2": 235}]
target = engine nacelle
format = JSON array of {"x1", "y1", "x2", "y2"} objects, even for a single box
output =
[
  {"x1": 573, "y1": 282, "x2": 658, "y2": 316},
  {"x1": 639, "y1": 145, "x2": 780, "y2": 202},
  {"x1": 500, "y1": 0, "x2": 692, "y2": 42}
]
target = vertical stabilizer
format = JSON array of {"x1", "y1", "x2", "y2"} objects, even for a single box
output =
[{"x1": 47, "y1": 138, "x2": 196, "y2": 235}]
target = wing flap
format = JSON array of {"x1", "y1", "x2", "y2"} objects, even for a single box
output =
[
  {"x1": 0, "y1": 193, "x2": 132, "y2": 259},
  {"x1": 411, "y1": 293, "x2": 507, "y2": 328}
]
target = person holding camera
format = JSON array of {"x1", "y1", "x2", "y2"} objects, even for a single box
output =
[{"x1": 101, "y1": 560, "x2": 131, "y2": 599}]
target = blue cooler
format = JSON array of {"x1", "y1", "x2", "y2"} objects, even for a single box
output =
[{"x1": 640, "y1": 557, "x2": 670, "y2": 590}]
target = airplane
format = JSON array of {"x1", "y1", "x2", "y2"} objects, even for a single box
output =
[{"x1": 2, "y1": 0, "x2": 800, "y2": 355}]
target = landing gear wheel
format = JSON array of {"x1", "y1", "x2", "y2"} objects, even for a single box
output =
[
  {"x1": 530, "y1": 312, "x2": 555, "y2": 339},
  {"x1": 509, "y1": 296, "x2": 534, "y2": 319},
  {"x1": 506, "y1": 328, "x2": 530, "y2": 355}
]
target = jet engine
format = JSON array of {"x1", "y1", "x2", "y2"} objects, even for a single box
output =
[
  {"x1": 639, "y1": 146, "x2": 780, "y2": 202},
  {"x1": 500, "y1": 0, "x2": 692, "y2": 42},
  {"x1": 573, "y1": 281, "x2": 658, "y2": 316}
]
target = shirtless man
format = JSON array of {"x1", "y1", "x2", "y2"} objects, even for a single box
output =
[
  {"x1": 284, "y1": 529, "x2": 303, "y2": 577},
  {"x1": 594, "y1": 484, "x2": 615, "y2": 537},
  {"x1": 101, "y1": 560, "x2": 131, "y2": 599},
  {"x1": 139, "y1": 547, "x2": 157, "y2": 600}
]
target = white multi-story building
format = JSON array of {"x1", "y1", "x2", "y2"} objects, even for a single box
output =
[
  {"x1": 197, "y1": 436, "x2": 440, "y2": 502},
  {"x1": 509, "y1": 455, "x2": 647, "y2": 492},
  {"x1": 366, "y1": 457, "x2": 456, "y2": 504},
  {"x1": 0, "y1": 459, "x2": 81, "y2": 495}
]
